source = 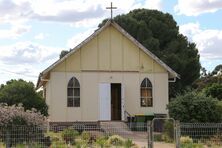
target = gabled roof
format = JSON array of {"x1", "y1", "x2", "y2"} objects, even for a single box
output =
[{"x1": 37, "y1": 20, "x2": 179, "y2": 88}]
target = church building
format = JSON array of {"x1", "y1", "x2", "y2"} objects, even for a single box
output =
[{"x1": 37, "y1": 20, "x2": 179, "y2": 123}]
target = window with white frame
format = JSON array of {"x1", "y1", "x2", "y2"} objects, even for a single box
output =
[
  {"x1": 67, "y1": 77, "x2": 80, "y2": 107},
  {"x1": 140, "y1": 78, "x2": 153, "y2": 107}
]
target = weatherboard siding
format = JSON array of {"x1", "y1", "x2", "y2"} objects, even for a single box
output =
[
  {"x1": 46, "y1": 71, "x2": 168, "y2": 122},
  {"x1": 45, "y1": 23, "x2": 169, "y2": 122},
  {"x1": 52, "y1": 26, "x2": 166, "y2": 73}
]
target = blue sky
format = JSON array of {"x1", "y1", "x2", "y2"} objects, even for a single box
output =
[{"x1": 0, "y1": 0, "x2": 222, "y2": 85}]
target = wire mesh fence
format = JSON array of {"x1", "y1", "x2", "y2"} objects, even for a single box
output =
[
  {"x1": 180, "y1": 123, "x2": 222, "y2": 146},
  {"x1": 0, "y1": 122, "x2": 148, "y2": 147},
  {"x1": 1, "y1": 122, "x2": 222, "y2": 148}
]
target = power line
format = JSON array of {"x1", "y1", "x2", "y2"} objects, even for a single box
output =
[{"x1": 0, "y1": 68, "x2": 38, "y2": 78}]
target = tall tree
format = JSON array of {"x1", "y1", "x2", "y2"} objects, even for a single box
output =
[
  {"x1": 211, "y1": 64, "x2": 222, "y2": 75},
  {"x1": 60, "y1": 50, "x2": 69, "y2": 59},
  {"x1": 99, "y1": 9, "x2": 201, "y2": 97},
  {"x1": 0, "y1": 79, "x2": 48, "y2": 116}
]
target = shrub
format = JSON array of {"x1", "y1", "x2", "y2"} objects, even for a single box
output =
[
  {"x1": 75, "y1": 139, "x2": 88, "y2": 148},
  {"x1": 163, "y1": 120, "x2": 174, "y2": 143},
  {"x1": 124, "y1": 139, "x2": 134, "y2": 148},
  {"x1": 96, "y1": 136, "x2": 108, "y2": 148},
  {"x1": 0, "y1": 104, "x2": 47, "y2": 146},
  {"x1": 61, "y1": 128, "x2": 79, "y2": 144},
  {"x1": 0, "y1": 103, "x2": 47, "y2": 127},
  {"x1": 81, "y1": 131, "x2": 91, "y2": 142},
  {"x1": 168, "y1": 92, "x2": 222, "y2": 122},
  {"x1": 180, "y1": 136, "x2": 193, "y2": 148},
  {"x1": 180, "y1": 136, "x2": 193, "y2": 144},
  {"x1": 0, "y1": 79, "x2": 48, "y2": 116},
  {"x1": 153, "y1": 133, "x2": 163, "y2": 142},
  {"x1": 180, "y1": 136, "x2": 204, "y2": 148},
  {"x1": 205, "y1": 83, "x2": 222, "y2": 100},
  {"x1": 107, "y1": 135, "x2": 124, "y2": 146}
]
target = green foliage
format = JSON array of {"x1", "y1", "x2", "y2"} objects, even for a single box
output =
[
  {"x1": 205, "y1": 83, "x2": 222, "y2": 100},
  {"x1": 193, "y1": 64, "x2": 222, "y2": 92},
  {"x1": 59, "y1": 50, "x2": 70, "y2": 59},
  {"x1": 61, "y1": 128, "x2": 79, "y2": 144},
  {"x1": 107, "y1": 135, "x2": 124, "y2": 146},
  {"x1": 99, "y1": 9, "x2": 201, "y2": 97},
  {"x1": 75, "y1": 139, "x2": 88, "y2": 148},
  {"x1": 124, "y1": 138, "x2": 134, "y2": 148},
  {"x1": 192, "y1": 76, "x2": 220, "y2": 91},
  {"x1": 0, "y1": 104, "x2": 47, "y2": 147},
  {"x1": 212, "y1": 64, "x2": 222, "y2": 75},
  {"x1": 163, "y1": 120, "x2": 174, "y2": 143},
  {"x1": 168, "y1": 92, "x2": 222, "y2": 122},
  {"x1": 153, "y1": 133, "x2": 163, "y2": 141},
  {"x1": 180, "y1": 137, "x2": 203, "y2": 148},
  {"x1": 180, "y1": 136, "x2": 204, "y2": 148},
  {"x1": 95, "y1": 136, "x2": 108, "y2": 148},
  {"x1": 0, "y1": 79, "x2": 48, "y2": 116},
  {"x1": 81, "y1": 131, "x2": 91, "y2": 142}
]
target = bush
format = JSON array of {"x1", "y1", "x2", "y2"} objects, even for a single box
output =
[
  {"x1": 107, "y1": 135, "x2": 125, "y2": 146},
  {"x1": 205, "y1": 83, "x2": 222, "y2": 100},
  {"x1": 124, "y1": 139, "x2": 134, "y2": 148},
  {"x1": 0, "y1": 79, "x2": 48, "y2": 116},
  {"x1": 163, "y1": 120, "x2": 174, "y2": 143},
  {"x1": 61, "y1": 128, "x2": 79, "y2": 144},
  {"x1": 153, "y1": 133, "x2": 163, "y2": 141},
  {"x1": 75, "y1": 139, "x2": 88, "y2": 148},
  {"x1": 0, "y1": 104, "x2": 47, "y2": 146},
  {"x1": 96, "y1": 136, "x2": 108, "y2": 148},
  {"x1": 81, "y1": 131, "x2": 91, "y2": 142},
  {"x1": 168, "y1": 92, "x2": 222, "y2": 122},
  {"x1": 180, "y1": 136, "x2": 204, "y2": 148}
]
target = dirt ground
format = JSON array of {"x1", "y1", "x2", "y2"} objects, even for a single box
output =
[{"x1": 134, "y1": 141, "x2": 175, "y2": 148}]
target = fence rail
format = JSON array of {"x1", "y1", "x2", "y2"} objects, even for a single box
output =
[
  {"x1": 180, "y1": 123, "x2": 222, "y2": 146},
  {"x1": 0, "y1": 123, "x2": 148, "y2": 148},
  {"x1": 0, "y1": 122, "x2": 222, "y2": 148}
]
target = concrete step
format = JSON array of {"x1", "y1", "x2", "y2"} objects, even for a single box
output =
[{"x1": 100, "y1": 121, "x2": 133, "y2": 137}]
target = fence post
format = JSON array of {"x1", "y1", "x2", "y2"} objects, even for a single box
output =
[
  {"x1": 175, "y1": 120, "x2": 180, "y2": 148},
  {"x1": 147, "y1": 121, "x2": 153, "y2": 148},
  {"x1": 6, "y1": 129, "x2": 10, "y2": 148}
]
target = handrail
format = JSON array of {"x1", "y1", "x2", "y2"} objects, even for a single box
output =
[{"x1": 124, "y1": 110, "x2": 132, "y2": 121}]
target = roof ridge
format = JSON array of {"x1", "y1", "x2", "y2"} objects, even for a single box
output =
[{"x1": 37, "y1": 20, "x2": 179, "y2": 88}]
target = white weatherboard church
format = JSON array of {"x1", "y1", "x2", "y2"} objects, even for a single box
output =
[{"x1": 37, "y1": 20, "x2": 179, "y2": 124}]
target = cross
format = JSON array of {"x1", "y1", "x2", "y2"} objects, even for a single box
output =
[{"x1": 106, "y1": 2, "x2": 117, "y2": 20}]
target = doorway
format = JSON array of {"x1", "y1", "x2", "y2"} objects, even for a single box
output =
[{"x1": 111, "y1": 83, "x2": 121, "y2": 120}]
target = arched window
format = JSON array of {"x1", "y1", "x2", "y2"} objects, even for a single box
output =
[
  {"x1": 140, "y1": 78, "x2": 152, "y2": 107},
  {"x1": 67, "y1": 77, "x2": 80, "y2": 107}
]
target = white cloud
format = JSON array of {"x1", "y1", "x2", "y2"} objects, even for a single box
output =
[
  {"x1": 0, "y1": 41, "x2": 63, "y2": 84},
  {"x1": 179, "y1": 22, "x2": 201, "y2": 40},
  {"x1": 180, "y1": 22, "x2": 222, "y2": 70},
  {"x1": 0, "y1": 0, "x2": 32, "y2": 23},
  {"x1": 175, "y1": 0, "x2": 222, "y2": 16},
  {"x1": 144, "y1": 0, "x2": 163, "y2": 10},
  {"x1": 0, "y1": 0, "x2": 163, "y2": 26},
  {"x1": 34, "y1": 33, "x2": 48, "y2": 40},
  {"x1": 67, "y1": 29, "x2": 95, "y2": 48},
  {"x1": 0, "y1": 23, "x2": 30, "y2": 39},
  {"x1": 0, "y1": 41, "x2": 61, "y2": 65}
]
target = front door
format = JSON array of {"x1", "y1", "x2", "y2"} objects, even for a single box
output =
[
  {"x1": 99, "y1": 83, "x2": 111, "y2": 120},
  {"x1": 111, "y1": 83, "x2": 121, "y2": 120}
]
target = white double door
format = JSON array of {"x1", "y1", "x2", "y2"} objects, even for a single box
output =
[{"x1": 99, "y1": 83, "x2": 124, "y2": 120}]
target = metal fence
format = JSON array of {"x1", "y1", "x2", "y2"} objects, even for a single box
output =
[
  {"x1": 0, "y1": 122, "x2": 222, "y2": 148},
  {"x1": 0, "y1": 122, "x2": 148, "y2": 148},
  {"x1": 180, "y1": 123, "x2": 222, "y2": 146}
]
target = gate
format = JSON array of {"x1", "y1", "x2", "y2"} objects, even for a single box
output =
[{"x1": 147, "y1": 118, "x2": 180, "y2": 148}]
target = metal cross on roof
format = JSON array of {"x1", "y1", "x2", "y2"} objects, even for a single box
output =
[{"x1": 106, "y1": 2, "x2": 117, "y2": 20}]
